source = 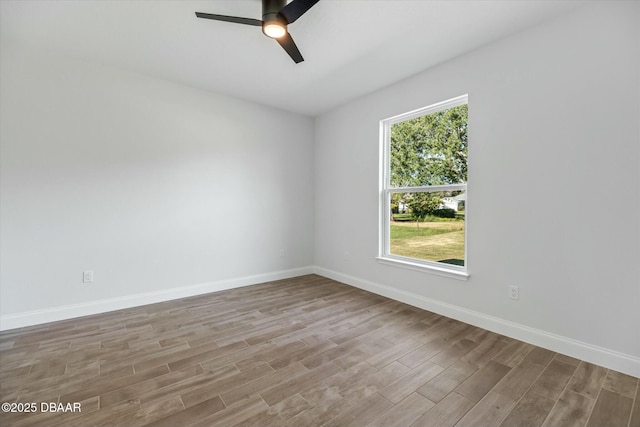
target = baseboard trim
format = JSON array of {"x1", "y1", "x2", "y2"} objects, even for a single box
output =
[
  {"x1": 0, "y1": 266, "x2": 314, "y2": 331},
  {"x1": 313, "y1": 266, "x2": 640, "y2": 378},
  {"x1": 2, "y1": 265, "x2": 638, "y2": 377}
]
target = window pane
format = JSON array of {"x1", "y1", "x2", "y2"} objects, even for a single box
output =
[
  {"x1": 390, "y1": 104, "x2": 468, "y2": 187},
  {"x1": 389, "y1": 191, "x2": 465, "y2": 266}
]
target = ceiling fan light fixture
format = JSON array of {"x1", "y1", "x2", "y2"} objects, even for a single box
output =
[
  {"x1": 196, "y1": 0, "x2": 320, "y2": 63},
  {"x1": 263, "y1": 21, "x2": 286, "y2": 38}
]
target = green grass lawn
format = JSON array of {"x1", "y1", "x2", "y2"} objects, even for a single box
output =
[{"x1": 390, "y1": 221, "x2": 465, "y2": 265}]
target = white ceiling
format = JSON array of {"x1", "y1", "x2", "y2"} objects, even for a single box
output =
[{"x1": 1, "y1": 0, "x2": 585, "y2": 116}]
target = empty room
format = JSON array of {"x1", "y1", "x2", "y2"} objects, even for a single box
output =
[{"x1": 1, "y1": 1, "x2": 638, "y2": 426}]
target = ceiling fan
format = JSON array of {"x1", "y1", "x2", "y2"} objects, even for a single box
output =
[{"x1": 195, "y1": 0, "x2": 320, "y2": 64}]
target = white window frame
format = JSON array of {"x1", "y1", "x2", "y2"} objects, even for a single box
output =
[{"x1": 377, "y1": 94, "x2": 469, "y2": 280}]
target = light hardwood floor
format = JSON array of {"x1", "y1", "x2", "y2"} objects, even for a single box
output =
[{"x1": 1, "y1": 275, "x2": 638, "y2": 426}]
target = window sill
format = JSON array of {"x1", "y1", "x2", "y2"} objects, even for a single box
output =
[{"x1": 376, "y1": 256, "x2": 469, "y2": 281}]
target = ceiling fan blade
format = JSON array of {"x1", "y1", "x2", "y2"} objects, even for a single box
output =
[
  {"x1": 276, "y1": 32, "x2": 304, "y2": 63},
  {"x1": 195, "y1": 12, "x2": 262, "y2": 26},
  {"x1": 279, "y1": 0, "x2": 320, "y2": 24}
]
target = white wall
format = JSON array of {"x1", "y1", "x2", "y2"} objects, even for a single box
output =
[
  {"x1": 315, "y1": 2, "x2": 640, "y2": 374},
  {"x1": 0, "y1": 43, "x2": 315, "y2": 322}
]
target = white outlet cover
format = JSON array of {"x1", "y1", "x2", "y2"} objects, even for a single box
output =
[{"x1": 83, "y1": 271, "x2": 94, "y2": 283}]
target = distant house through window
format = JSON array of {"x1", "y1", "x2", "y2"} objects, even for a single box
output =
[{"x1": 378, "y1": 95, "x2": 468, "y2": 278}]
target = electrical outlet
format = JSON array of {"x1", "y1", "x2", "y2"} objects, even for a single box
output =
[
  {"x1": 509, "y1": 285, "x2": 519, "y2": 300},
  {"x1": 83, "y1": 271, "x2": 94, "y2": 283}
]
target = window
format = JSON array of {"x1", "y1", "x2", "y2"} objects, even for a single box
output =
[{"x1": 378, "y1": 95, "x2": 468, "y2": 279}]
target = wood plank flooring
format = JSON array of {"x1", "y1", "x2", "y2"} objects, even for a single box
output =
[{"x1": 0, "y1": 274, "x2": 638, "y2": 426}]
